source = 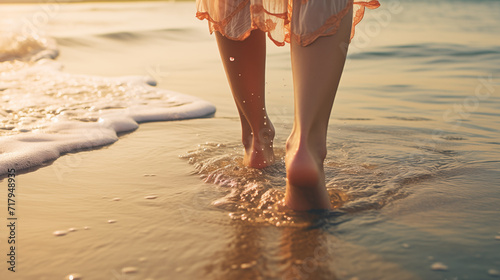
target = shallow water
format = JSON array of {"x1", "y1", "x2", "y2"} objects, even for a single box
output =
[{"x1": 0, "y1": 0, "x2": 499, "y2": 279}]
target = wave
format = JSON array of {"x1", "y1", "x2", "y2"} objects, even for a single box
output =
[
  {"x1": 350, "y1": 43, "x2": 500, "y2": 61},
  {"x1": 0, "y1": 20, "x2": 216, "y2": 176},
  {"x1": 95, "y1": 27, "x2": 199, "y2": 41},
  {"x1": 0, "y1": 20, "x2": 59, "y2": 62}
]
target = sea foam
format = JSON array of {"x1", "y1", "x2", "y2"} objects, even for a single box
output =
[{"x1": 0, "y1": 21, "x2": 216, "y2": 176}]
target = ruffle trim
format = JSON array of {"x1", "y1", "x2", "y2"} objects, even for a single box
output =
[
  {"x1": 196, "y1": 0, "x2": 381, "y2": 47},
  {"x1": 352, "y1": 1, "x2": 381, "y2": 39},
  {"x1": 196, "y1": 0, "x2": 289, "y2": 46}
]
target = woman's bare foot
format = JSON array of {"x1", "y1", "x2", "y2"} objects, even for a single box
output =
[
  {"x1": 284, "y1": 10, "x2": 353, "y2": 210},
  {"x1": 242, "y1": 120, "x2": 275, "y2": 169},
  {"x1": 284, "y1": 133, "x2": 332, "y2": 211},
  {"x1": 214, "y1": 30, "x2": 275, "y2": 168}
]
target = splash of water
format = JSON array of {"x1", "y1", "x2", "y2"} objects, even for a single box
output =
[
  {"x1": 181, "y1": 131, "x2": 462, "y2": 226},
  {"x1": 182, "y1": 142, "x2": 349, "y2": 227}
]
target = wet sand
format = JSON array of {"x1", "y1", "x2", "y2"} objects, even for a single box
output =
[{"x1": 8, "y1": 119, "x2": 421, "y2": 280}]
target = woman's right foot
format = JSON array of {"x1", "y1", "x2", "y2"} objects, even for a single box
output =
[{"x1": 284, "y1": 134, "x2": 332, "y2": 211}]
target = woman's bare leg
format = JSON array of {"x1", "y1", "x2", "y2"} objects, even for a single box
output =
[
  {"x1": 215, "y1": 30, "x2": 275, "y2": 168},
  {"x1": 285, "y1": 7, "x2": 353, "y2": 210}
]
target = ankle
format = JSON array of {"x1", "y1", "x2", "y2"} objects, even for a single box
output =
[
  {"x1": 286, "y1": 132, "x2": 326, "y2": 163},
  {"x1": 253, "y1": 120, "x2": 275, "y2": 144}
]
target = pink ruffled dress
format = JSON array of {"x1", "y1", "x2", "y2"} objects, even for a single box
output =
[{"x1": 196, "y1": 0, "x2": 381, "y2": 47}]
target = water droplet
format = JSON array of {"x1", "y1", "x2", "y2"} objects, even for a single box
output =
[
  {"x1": 68, "y1": 228, "x2": 77, "y2": 232},
  {"x1": 262, "y1": 108, "x2": 265, "y2": 111},
  {"x1": 112, "y1": 197, "x2": 121, "y2": 201},
  {"x1": 238, "y1": 73, "x2": 242, "y2": 76},
  {"x1": 264, "y1": 121, "x2": 267, "y2": 125},
  {"x1": 107, "y1": 219, "x2": 117, "y2": 224},
  {"x1": 145, "y1": 195, "x2": 158, "y2": 200},
  {"x1": 263, "y1": 161, "x2": 267, "y2": 164},
  {"x1": 229, "y1": 57, "x2": 235, "y2": 62},
  {"x1": 264, "y1": 116, "x2": 267, "y2": 119},
  {"x1": 251, "y1": 93, "x2": 254, "y2": 96},
  {"x1": 242, "y1": 100, "x2": 246, "y2": 103}
]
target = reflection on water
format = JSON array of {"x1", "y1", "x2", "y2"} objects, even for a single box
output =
[{"x1": 205, "y1": 222, "x2": 341, "y2": 280}]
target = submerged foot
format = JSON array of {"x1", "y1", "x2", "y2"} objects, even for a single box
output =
[
  {"x1": 284, "y1": 136, "x2": 332, "y2": 211},
  {"x1": 242, "y1": 122, "x2": 275, "y2": 169}
]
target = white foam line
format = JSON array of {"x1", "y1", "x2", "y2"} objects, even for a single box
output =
[
  {"x1": 0, "y1": 17, "x2": 216, "y2": 176},
  {"x1": 0, "y1": 90, "x2": 215, "y2": 176}
]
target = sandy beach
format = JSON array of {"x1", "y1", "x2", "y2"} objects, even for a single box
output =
[{"x1": 1, "y1": 0, "x2": 499, "y2": 279}]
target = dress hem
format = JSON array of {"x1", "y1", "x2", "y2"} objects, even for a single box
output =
[{"x1": 196, "y1": 0, "x2": 380, "y2": 47}]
